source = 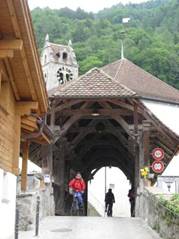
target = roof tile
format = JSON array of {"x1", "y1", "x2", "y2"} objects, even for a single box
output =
[
  {"x1": 102, "y1": 58, "x2": 179, "y2": 103},
  {"x1": 48, "y1": 68, "x2": 137, "y2": 99}
]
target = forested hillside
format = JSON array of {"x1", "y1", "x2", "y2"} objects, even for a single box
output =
[{"x1": 31, "y1": 0, "x2": 179, "y2": 88}]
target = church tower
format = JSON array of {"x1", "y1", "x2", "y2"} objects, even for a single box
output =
[{"x1": 41, "y1": 34, "x2": 79, "y2": 91}]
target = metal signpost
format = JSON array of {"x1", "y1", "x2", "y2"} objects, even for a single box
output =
[{"x1": 35, "y1": 196, "x2": 40, "y2": 236}]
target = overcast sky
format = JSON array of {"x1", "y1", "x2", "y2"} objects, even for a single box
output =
[{"x1": 28, "y1": 0, "x2": 148, "y2": 12}]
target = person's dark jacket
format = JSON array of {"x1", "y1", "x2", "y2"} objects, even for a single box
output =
[{"x1": 105, "y1": 190, "x2": 115, "y2": 204}]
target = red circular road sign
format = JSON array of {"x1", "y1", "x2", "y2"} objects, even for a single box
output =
[
  {"x1": 151, "y1": 161, "x2": 165, "y2": 173},
  {"x1": 152, "y1": 148, "x2": 164, "y2": 161}
]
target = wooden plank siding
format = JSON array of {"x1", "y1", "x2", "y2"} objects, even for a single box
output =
[{"x1": 0, "y1": 81, "x2": 21, "y2": 175}]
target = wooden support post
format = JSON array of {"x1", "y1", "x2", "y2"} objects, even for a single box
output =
[
  {"x1": 142, "y1": 120, "x2": 151, "y2": 167},
  {"x1": 133, "y1": 103, "x2": 139, "y2": 189},
  {"x1": 41, "y1": 145, "x2": 53, "y2": 175},
  {"x1": 58, "y1": 137, "x2": 66, "y2": 215},
  {"x1": 21, "y1": 141, "x2": 29, "y2": 192},
  {"x1": 50, "y1": 101, "x2": 56, "y2": 127},
  {"x1": 53, "y1": 137, "x2": 66, "y2": 215}
]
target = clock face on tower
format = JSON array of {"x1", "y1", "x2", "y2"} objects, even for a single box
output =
[{"x1": 57, "y1": 66, "x2": 73, "y2": 85}]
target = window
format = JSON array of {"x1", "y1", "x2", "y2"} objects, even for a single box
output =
[
  {"x1": 56, "y1": 52, "x2": 60, "y2": 58},
  {"x1": 62, "y1": 52, "x2": 68, "y2": 60}
]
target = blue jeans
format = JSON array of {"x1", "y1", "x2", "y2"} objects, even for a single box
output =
[{"x1": 74, "y1": 192, "x2": 83, "y2": 207}]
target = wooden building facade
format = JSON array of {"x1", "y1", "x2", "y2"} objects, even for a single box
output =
[{"x1": 0, "y1": 0, "x2": 51, "y2": 175}]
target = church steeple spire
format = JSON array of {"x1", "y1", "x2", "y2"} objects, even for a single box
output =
[{"x1": 45, "y1": 34, "x2": 49, "y2": 42}]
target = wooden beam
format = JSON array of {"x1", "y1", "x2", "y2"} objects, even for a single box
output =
[
  {"x1": 7, "y1": 0, "x2": 21, "y2": 38},
  {"x1": 150, "y1": 132, "x2": 176, "y2": 151},
  {"x1": 71, "y1": 120, "x2": 98, "y2": 146},
  {"x1": 17, "y1": 101, "x2": 38, "y2": 115},
  {"x1": 16, "y1": 101, "x2": 38, "y2": 115},
  {"x1": 60, "y1": 114, "x2": 81, "y2": 136},
  {"x1": 21, "y1": 116, "x2": 38, "y2": 132},
  {"x1": 21, "y1": 141, "x2": 29, "y2": 192},
  {"x1": 19, "y1": 49, "x2": 37, "y2": 100},
  {"x1": 156, "y1": 142, "x2": 173, "y2": 158},
  {"x1": 104, "y1": 121, "x2": 129, "y2": 149},
  {"x1": 113, "y1": 115, "x2": 131, "y2": 135},
  {"x1": 98, "y1": 101, "x2": 112, "y2": 109},
  {"x1": 107, "y1": 99, "x2": 135, "y2": 111},
  {"x1": 80, "y1": 101, "x2": 94, "y2": 109},
  {"x1": 4, "y1": 58, "x2": 20, "y2": 100},
  {"x1": 0, "y1": 50, "x2": 14, "y2": 58},
  {"x1": 54, "y1": 100, "x2": 84, "y2": 112},
  {"x1": 62, "y1": 108, "x2": 131, "y2": 116},
  {"x1": 7, "y1": 0, "x2": 36, "y2": 101},
  {"x1": 107, "y1": 99, "x2": 142, "y2": 119},
  {"x1": 0, "y1": 39, "x2": 23, "y2": 50}
]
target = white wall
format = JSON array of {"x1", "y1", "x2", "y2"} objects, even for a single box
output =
[
  {"x1": 143, "y1": 100, "x2": 179, "y2": 193},
  {"x1": 88, "y1": 167, "x2": 130, "y2": 217},
  {"x1": 0, "y1": 169, "x2": 17, "y2": 239},
  {"x1": 142, "y1": 100, "x2": 179, "y2": 135}
]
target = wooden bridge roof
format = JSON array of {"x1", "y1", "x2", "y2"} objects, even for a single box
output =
[
  {"x1": 49, "y1": 68, "x2": 137, "y2": 99},
  {"x1": 101, "y1": 58, "x2": 179, "y2": 104}
]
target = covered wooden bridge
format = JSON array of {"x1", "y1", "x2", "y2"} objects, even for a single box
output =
[{"x1": 30, "y1": 58, "x2": 179, "y2": 215}]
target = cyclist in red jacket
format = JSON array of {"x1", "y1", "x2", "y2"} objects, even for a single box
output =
[{"x1": 69, "y1": 172, "x2": 86, "y2": 207}]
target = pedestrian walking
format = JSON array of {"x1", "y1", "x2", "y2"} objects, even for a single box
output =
[
  {"x1": 128, "y1": 187, "x2": 135, "y2": 217},
  {"x1": 105, "y1": 188, "x2": 115, "y2": 217}
]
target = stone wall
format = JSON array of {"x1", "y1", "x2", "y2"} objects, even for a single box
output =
[
  {"x1": 136, "y1": 184, "x2": 179, "y2": 239},
  {"x1": 16, "y1": 186, "x2": 54, "y2": 231}
]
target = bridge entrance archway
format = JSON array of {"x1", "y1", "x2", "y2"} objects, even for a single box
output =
[{"x1": 88, "y1": 167, "x2": 131, "y2": 217}]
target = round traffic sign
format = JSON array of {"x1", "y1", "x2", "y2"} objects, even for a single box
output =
[
  {"x1": 152, "y1": 148, "x2": 164, "y2": 161},
  {"x1": 151, "y1": 161, "x2": 164, "y2": 173}
]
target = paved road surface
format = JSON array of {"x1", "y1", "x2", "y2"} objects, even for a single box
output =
[{"x1": 19, "y1": 216, "x2": 162, "y2": 239}]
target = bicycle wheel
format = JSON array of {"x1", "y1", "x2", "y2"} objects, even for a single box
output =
[
  {"x1": 70, "y1": 201, "x2": 76, "y2": 216},
  {"x1": 70, "y1": 198, "x2": 79, "y2": 216},
  {"x1": 79, "y1": 205, "x2": 85, "y2": 216}
]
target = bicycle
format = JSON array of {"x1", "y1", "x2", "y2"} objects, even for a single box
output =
[{"x1": 70, "y1": 191, "x2": 85, "y2": 216}]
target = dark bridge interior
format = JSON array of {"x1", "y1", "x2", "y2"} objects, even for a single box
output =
[{"x1": 50, "y1": 99, "x2": 141, "y2": 215}]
